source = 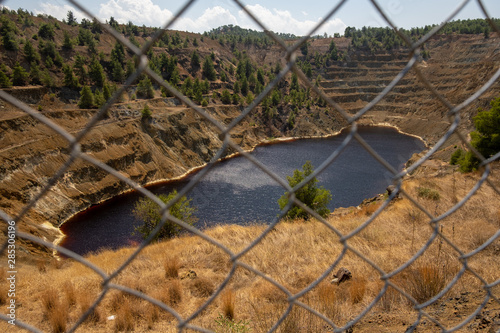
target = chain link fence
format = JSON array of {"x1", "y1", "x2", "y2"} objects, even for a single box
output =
[{"x1": 1, "y1": 0, "x2": 500, "y2": 331}]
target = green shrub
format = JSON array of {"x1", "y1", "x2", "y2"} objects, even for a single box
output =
[
  {"x1": 214, "y1": 314, "x2": 251, "y2": 333},
  {"x1": 450, "y1": 148, "x2": 464, "y2": 165},
  {"x1": 0, "y1": 69, "x2": 12, "y2": 88},
  {"x1": 416, "y1": 187, "x2": 440, "y2": 201},
  {"x1": 141, "y1": 104, "x2": 152, "y2": 118},
  {"x1": 136, "y1": 76, "x2": 155, "y2": 98},
  {"x1": 133, "y1": 190, "x2": 197, "y2": 241},
  {"x1": 278, "y1": 161, "x2": 332, "y2": 220},
  {"x1": 453, "y1": 96, "x2": 500, "y2": 172}
]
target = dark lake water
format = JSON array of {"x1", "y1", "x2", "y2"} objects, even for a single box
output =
[{"x1": 60, "y1": 126, "x2": 425, "y2": 255}]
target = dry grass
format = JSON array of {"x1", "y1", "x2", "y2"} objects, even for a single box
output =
[
  {"x1": 9, "y1": 163, "x2": 500, "y2": 332},
  {"x1": 48, "y1": 306, "x2": 68, "y2": 333},
  {"x1": 0, "y1": 284, "x2": 7, "y2": 306},
  {"x1": 78, "y1": 291, "x2": 102, "y2": 325},
  {"x1": 145, "y1": 302, "x2": 160, "y2": 329},
  {"x1": 378, "y1": 284, "x2": 405, "y2": 311},
  {"x1": 349, "y1": 277, "x2": 367, "y2": 304},
  {"x1": 41, "y1": 288, "x2": 69, "y2": 333},
  {"x1": 62, "y1": 281, "x2": 76, "y2": 307},
  {"x1": 41, "y1": 288, "x2": 59, "y2": 316},
  {"x1": 316, "y1": 281, "x2": 340, "y2": 321},
  {"x1": 404, "y1": 263, "x2": 448, "y2": 304},
  {"x1": 189, "y1": 276, "x2": 215, "y2": 298},
  {"x1": 155, "y1": 279, "x2": 183, "y2": 307},
  {"x1": 114, "y1": 298, "x2": 134, "y2": 332},
  {"x1": 221, "y1": 289, "x2": 235, "y2": 320},
  {"x1": 164, "y1": 256, "x2": 181, "y2": 279}
]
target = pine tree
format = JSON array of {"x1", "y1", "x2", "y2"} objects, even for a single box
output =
[
  {"x1": 278, "y1": 161, "x2": 332, "y2": 220},
  {"x1": 11, "y1": 62, "x2": 29, "y2": 86},
  {"x1": 111, "y1": 59, "x2": 124, "y2": 82},
  {"x1": 78, "y1": 85, "x2": 94, "y2": 108},
  {"x1": 110, "y1": 41, "x2": 125, "y2": 64},
  {"x1": 191, "y1": 51, "x2": 200, "y2": 70},
  {"x1": 2, "y1": 31, "x2": 18, "y2": 51},
  {"x1": 38, "y1": 23, "x2": 55, "y2": 40},
  {"x1": 73, "y1": 54, "x2": 88, "y2": 85},
  {"x1": 62, "y1": 31, "x2": 74, "y2": 50},
  {"x1": 133, "y1": 189, "x2": 197, "y2": 241},
  {"x1": 202, "y1": 56, "x2": 217, "y2": 81},
  {"x1": 0, "y1": 69, "x2": 12, "y2": 88},
  {"x1": 103, "y1": 83, "x2": 112, "y2": 101},
  {"x1": 41, "y1": 69, "x2": 55, "y2": 88},
  {"x1": 221, "y1": 89, "x2": 231, "y2": 104},
  {"x1": 136, "y1": 76, "x2": 155, "y2": 98},
  {"x1": 94, "y1": 88, "x2": 105, "y2": 107},
  {"x1": 240, "y1": 76, "x2": 248, "y2": 96},
  {"x1": 63, "y1": 65, "x2": 79, "y2": 89},
  {"x1": 89, "y1": 58, "x2": 106, "y2": 88},
  {"x1": 23, "y1": 40, "x2": 40, "y2": 63},
  {"x1": 29, "y1": 62, "x2": 42, "y2": 85},
  {"x1": 66, "y1": 11, "x2": 77, "y2": 26}
]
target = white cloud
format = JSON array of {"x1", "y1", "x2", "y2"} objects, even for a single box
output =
[
  {"x1": 97, "y1": 1, "x2": 237, "y2": 32},
  {"x1": 35, "y1": 3, "x2": 87, "y2": 23},
  {"x1": 31, "y1": 2, "x2": 346, "y2": 36},
  {"x1": 238, "y1": 4, "x2": 346, "y2": 36},
  {"x1": 99, "y1": 0, "x2": 173, "y2": 26},
  {"x1": 171, "y1": 6, "x2": 238, "y2": 33}
]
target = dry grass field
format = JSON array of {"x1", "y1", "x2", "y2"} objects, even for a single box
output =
[{"x1": 1, "y1": 162, "x2": 499, "y2": 332}]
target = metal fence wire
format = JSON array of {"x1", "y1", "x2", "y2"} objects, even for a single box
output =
[{"x1": 1, "y1": 0, "x2": 500, "y2": 332}]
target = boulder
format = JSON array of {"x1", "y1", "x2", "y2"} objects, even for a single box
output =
[
  {"x1": 331, "y1": 267, "x2": 352, "y2": 285},
  {"x1": 387, "y1": 185, "x2": 401, "y2": 199}
]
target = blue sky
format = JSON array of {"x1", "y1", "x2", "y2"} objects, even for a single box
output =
[{"x1": 3, "y1": 0, "x2": 499, "y2": 35}]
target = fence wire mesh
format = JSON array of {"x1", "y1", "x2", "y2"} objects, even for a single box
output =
[{"x1": 0, "y1": 0, "x2": 500, "y2": 332}]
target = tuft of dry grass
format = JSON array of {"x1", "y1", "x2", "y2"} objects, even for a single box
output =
[
  {"x1": 164, "y1": 256, "x2": 181, "y2": 279},
  {"x1": 0, "y1": 284, "x2": 7, "y2": 306},
  {"x1": 48, "y1": 306, "x2": 68, "y2": 333},
  {"x1": 37, "y1": 260, "x2": 47, "y2": 273},
  {"x1": 145, "y1": 302, "x2": 160, "y2": 329},
  {"x1": 41, "y1": 288, "x2": 69, "y2": 333},
  {"x1": 41, "y1": 288, "x2": 59, "y2": 316},
  {"x1": 114, "y1": 297, "x2": 134, "y2": 332},
  {"x1": 78, "y1": 292, "x2": 102, "y2": 325},
  {"x1": 251, "y1": 281, "x2": 288, "y2": 304},
  {"x1": 189, "y1": 276, "x2": 214, "y2": 298},
  {"x1": 157, "y1": 279, "x2": 183, "y2": 306},
  {"x1": 404, "y1": 263, "x2": 448, "y2": 304},
  {"x1": 378, "y1": 283, "x2": 405, "y2": 311},
  {"x1": 416, "y1": 186, "x2": 441, "y2": 201},
  {"x1": 221, "y1": 289, "x2": 235, "y2": 320},
  {"x1": 316, "y1": 281, "x2": 339, "y2": 320},
  {"x1": 62, "y1": 281, "x2": 76, "y2": 307},
  {"x1": 349, "y1": 277, "x2": 367, "y2": 304}
]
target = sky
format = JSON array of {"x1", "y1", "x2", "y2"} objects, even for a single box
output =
[{"x1": 2, "y1": 0, "x2": 499, "y2": 36}]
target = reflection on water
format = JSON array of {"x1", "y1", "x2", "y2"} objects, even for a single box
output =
[{"x1": 60, "y1": 126, "x2": 425, "y2": 255}]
